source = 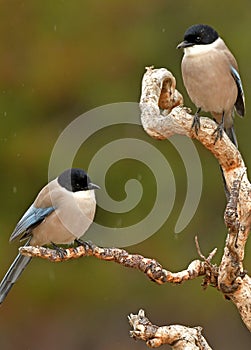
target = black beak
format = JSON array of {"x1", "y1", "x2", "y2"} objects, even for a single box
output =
[
  {"x1": 88, "y1": 183, "x2": 100, "y2": 190},
  {"x1": 176, "y1": 41, "x2": 194, "y2": 49}
]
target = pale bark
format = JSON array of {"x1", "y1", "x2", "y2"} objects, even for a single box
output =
[
  {"x1": 20, "y1": 66, "x2": 251, "y2": 347},
  {"x1": 128, "y1": 309, "x2": 212, "y2": 349},
  {"x1": 139, "y1": 66, "x2": 251, "y2": 332}
]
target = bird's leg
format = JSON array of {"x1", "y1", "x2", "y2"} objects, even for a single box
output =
[
  {"x1": 212, "y1": 112, "x2": 225, "y2": 144},
  {"x1": 191, "y1": 108, "x2": 201, "y2": 135},
  {"x1": 51, "y1": 242, "x2": 67, "y2": 258}
]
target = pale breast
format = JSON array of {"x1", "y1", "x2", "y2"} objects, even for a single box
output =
[
  {"x1": 182, "y1": 47, "x2": 238, "y2": 115},
  {"x1": 31, "y1": 187, "x2": 97, "y2": 246}
]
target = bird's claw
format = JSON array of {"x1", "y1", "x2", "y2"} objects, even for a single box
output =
[
  {"x1": 191, "y1": 113, "x2": 201, "y2": 135},
  {"x1": 74, "y1": 239, "x2": 93, "y2": 251},
  {"x1": 51, "y1": 242, "x2": 67, "y2": 259},
  {"x1": 212, "y1": 123, "x2": 224, "y2": 144}
]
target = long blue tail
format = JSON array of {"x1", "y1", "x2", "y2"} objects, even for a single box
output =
[{"x1": 0, "y1": 240, "x2": 32, "y2": 304}]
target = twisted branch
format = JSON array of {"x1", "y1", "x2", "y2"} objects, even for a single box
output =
[
  {"x1": 128, "y1": 309, "x2": 212, "y2": 349},
  {"x1": 19, "y1": 240, "x2": 216, "y2": 286},
  {"x1": 139, "y1": 66, "x2": 251, "y2": 330}
]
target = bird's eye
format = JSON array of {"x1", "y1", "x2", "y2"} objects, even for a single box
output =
[{"x1": 196, "y1": 36, "x2": 201, "y2": 43}]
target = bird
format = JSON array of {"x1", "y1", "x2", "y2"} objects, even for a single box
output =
[
  {"x1": 0, "y1": 168, "x2": 100, "y2": 304},
  {"x1": 177, "y1": 24, "x2": 245, "y2": 147}
]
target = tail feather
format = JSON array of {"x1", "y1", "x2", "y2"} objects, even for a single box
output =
[
  {"x1": 225, "y1": 126, "x2": 238, "y2": 148},
  {"x1": 0, "y1": 240, "x2": 32, "y2": 304},
  {"x1": 220, "y1": 125, "x2": 238, "y2": 200}
]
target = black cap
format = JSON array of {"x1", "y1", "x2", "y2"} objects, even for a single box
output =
[
  {"x1": 177, "y1": 24, "x2": 219, "y2": 49},
  {"x1": 58, "y1": 168, "x2": 100, "y2": 192}
]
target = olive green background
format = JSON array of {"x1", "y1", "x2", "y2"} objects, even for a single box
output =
[{"x1": 0, "y1": 1, "x2": 250, "y2": 349}]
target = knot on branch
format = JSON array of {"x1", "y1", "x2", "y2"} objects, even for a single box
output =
[
  {"x1": 140, "y1": 66, "x2": 184, "y2": 140},
  {"x1": 195, "y1": 237, "x2": 218, "y2": 289},
  {"x1": 218, "y1": 172, "x2": 248, "y2": 296},
  {"x1": 224, "y1": 177, "x2": 242, "y2": 234},
  {"x1": 152, "y1": 66, "x2": 183, "y2": 113}
]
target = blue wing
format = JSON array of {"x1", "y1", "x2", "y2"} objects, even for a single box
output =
[
  {"x1": 230, "y1": 66, "x2": 245, "y2": 117},
  {"x1": 10, "y1": 205, "x2": 55, "y2": 242}
]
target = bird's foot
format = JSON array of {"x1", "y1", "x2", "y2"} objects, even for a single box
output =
[
  {"x1": 191, "y1": 113, "x2": 201, "y2": 135},
  {"x1": 212, "y1": 122, "x2": 224, "y2": 144},
  {"x1": 74, "y1": 238, "x2": 84, "y2": 246},
  {"x1": 74, "y1": 239, "x2": 93, "y2": 252},
  {"x1": 51, "y1": 242, "x2": 67, "y2": 259}
]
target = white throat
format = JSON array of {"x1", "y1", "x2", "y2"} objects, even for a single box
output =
[
  {"x1": 184, "y1": 37, "x2": 222, "y2": 57},
  {"x1": 73, "y1": 189, "x2": 96, "y2": 200}
]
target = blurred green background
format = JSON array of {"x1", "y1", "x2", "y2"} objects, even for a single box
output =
[{"x1": 0, "y1": 0, "x2": 250, "y2": 349}]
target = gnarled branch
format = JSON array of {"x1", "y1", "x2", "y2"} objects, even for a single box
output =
[
  {"x1": 128, "y1": 309, "x2": 212, "y2": 349},
  {"x1": 139, "y1": 66, "x2": 251, "y2": 331},
  {"x1": 19, "y1": 240, "x2": 216, "y2": 286}
]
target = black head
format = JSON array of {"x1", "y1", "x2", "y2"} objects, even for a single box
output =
[
  {"x1": 177, "y1": 24, "x2": 219, "y2": 49},
  {"x1": 57, "y1": 168, "x2": 100, "y2": 192}
]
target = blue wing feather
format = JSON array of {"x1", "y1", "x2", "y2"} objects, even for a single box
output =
[
  {"x1": 230, "y1": 66, "x2": 245, "y2": 117},
  {"x1": 10, "y1": 205, "x2": 55, "y2": 242}
]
